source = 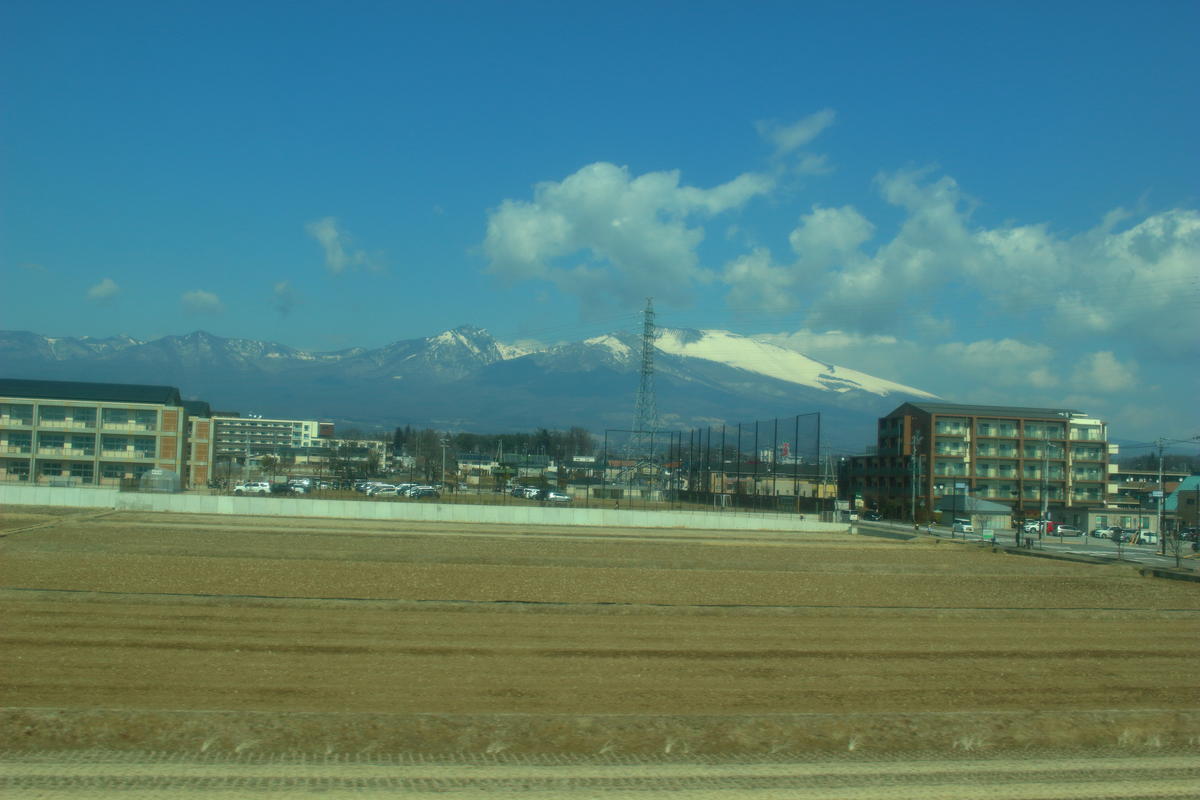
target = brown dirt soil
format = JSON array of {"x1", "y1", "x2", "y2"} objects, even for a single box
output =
[{"x1": 1, "y1": 507, "x2": 1198, "y2": 758}]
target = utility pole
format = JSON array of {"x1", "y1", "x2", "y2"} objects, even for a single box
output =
[
  {"x1": 1039, "y1": 437, "x2": 1057, "y2": 540},
  {"x1": 1156, "y1": 437, "x2": 1166, "y2": 556},
  {"x1": 910, "y1": 430, "x2": 922, "y2": 525},
  {"x1": 441, "y1": 439, "x2": 449, "y2": 489}
]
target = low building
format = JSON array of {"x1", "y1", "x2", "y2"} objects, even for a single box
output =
[
  {"x1": 1165, "y1": 476, "x2": 1200, "y2": 531},
  {"x1": 0, "y1": 378, "x2": 192, "y2": 487}
]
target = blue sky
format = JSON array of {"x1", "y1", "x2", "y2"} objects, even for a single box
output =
[{"x1": 2, "y1": 1, "x2": 1198, "y2": 441}]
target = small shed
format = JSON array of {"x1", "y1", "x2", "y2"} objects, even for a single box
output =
[
  {"x1": 936, "y1": 496, "x2": 1012, "y2": 531},
  {"x1": 139, "y1": 468, "x2": 181, "y2": 493}
]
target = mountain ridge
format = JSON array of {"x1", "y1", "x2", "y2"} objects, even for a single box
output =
[{"x1": 0, "y1": 326, "x2": 937, "y2": 442}]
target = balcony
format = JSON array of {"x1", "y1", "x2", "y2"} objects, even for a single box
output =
[
  {"x1": 0, "y1": 418, "x2": 35, "y2": 428},
  {"x1": 0, "y1": 446, "x2": 32, "y2": 455},
  {"x1": 36, "y1": 447, "x2": 96, "y2": 458},
  {"x1": 36, "y1": 420, "x2": 96, "y2": 430},
  {"x1": 100, "y1": 450, "x2": 157, "y2": 460},
  {"x1": 101, "y1": 422, "x2": 157, "y2": 432}
]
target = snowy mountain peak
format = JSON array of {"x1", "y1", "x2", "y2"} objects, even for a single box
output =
[
  {"x1": 583, "y1": 334, "x2": 634, "y2": 360},
  {"x1": 655, "y1": 328, "x2": 938, "y2": 399}
]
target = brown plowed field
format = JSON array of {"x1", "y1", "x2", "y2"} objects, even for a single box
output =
[{"x1": 1, "y1": 506, "x2": 1198, "y2": 760}]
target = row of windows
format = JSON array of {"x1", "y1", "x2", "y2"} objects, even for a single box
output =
[
  {"x1": 0, "y1": 404, "x2": 162, "y2": 429},
  {"x1": 3, "y1": 461, "x2": 156, "y2": 480},
  {"x1": 935, "y1": 443, "x2": 1106, "y2": 460}
]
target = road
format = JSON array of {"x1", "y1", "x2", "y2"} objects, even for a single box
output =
[{"x1": 854, "y1": 521, "x2": 1198, "y2": 570}]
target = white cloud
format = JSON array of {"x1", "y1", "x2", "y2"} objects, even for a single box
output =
[
  {"x1": 720, "y1": 168, "x2": 1200, "y2": 356},
  {"x1": 306, "y1": 217, "x2": 383, "y2": 275},
  {"x1": 1071, "y1": 351, "x2": 1139, "y2": 391},
  {"x1": 788, "y1": 205, "x2": 875, "y2": 269},
  {"x1": 755, "y1": 109, "x2": 836, "y2": 157},
  {"x1": 724, "y1": 248, "x2": 797, "y2": 313},
  {"x1": 484, "y1": 161, "x2": 773, "y2": 306},
  {"x1": 272, "y1": 281, "x2": 298, "y2": 315},
  {"x1": 86, "y1": 277, "x2": 119, "y2": 302},
  {"x1": 181, "y1": 289, "x2": 224, "y2": 314}
]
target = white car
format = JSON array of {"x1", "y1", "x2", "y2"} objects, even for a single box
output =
[
  {"x1": 234, "y1": 481, "x2": 270, "y2": 495},
  {"x1": 952, "y1": 520, "x2": 974, "y2": 534}
]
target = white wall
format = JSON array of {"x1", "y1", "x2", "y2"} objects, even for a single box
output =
[{"x1": 0, "y1": 484, "x2": 847, "y2": 534}]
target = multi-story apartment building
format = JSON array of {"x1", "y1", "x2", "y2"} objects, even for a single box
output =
[
  {"x1": 210, "y1": 415, "x2": 324, "y2": 458},
  {"x1": 846, "y1": 401, "x2": 1118, "y2": 526},
  {"x1": 0, "y1": 378, "x2": 191, "y2": 486}
]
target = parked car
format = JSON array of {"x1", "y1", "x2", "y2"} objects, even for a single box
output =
[
  {"x1": 862, "y1": 511, "x2": 882, "y2": 521},
  {"x1": 1055, "y1": 525, "x2": 1081, "y2": 536},
  {"x1": 545, "y1": 491, "x2": 571, "y2": 503},
  {"x1": 1132, "y1": 530, "x2": 1157, "y2": 545},
  {"x1": 371, "y1": 486, "x2": 400, "y2": 497},
  {"x1": 234, "y1": 481, "x2": 270, "y2": 495},
  {"x1": 407, "y1": 487, "x2": 440, "y2": 499},
  {"x1": 952, "y1": 520, "x2": 974, "y2": 534}
]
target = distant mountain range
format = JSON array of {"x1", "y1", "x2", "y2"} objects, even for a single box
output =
[{"x1": 0, "y1": 326, "x2": 937, "y2": 444}]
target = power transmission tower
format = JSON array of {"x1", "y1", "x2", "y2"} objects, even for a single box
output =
[{"x1": 631, "y1": 297, "x2": 658, "y2": 457}]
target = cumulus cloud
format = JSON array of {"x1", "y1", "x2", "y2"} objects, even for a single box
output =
[
  {"x1": 1071, "y1": 351, "x2": 1139, "y2": 390},
  {"x1": 306, "y1": 217, "x2": 383, "y2": 275},
  {"x1": 86, "y1": 277, "x2": 119, "y2": 302},
  {"x1": 484, "y1": 162, "x2": 774, "y2": 306},
  {"x1": 721, "y1": 168, "x2": 1200, "y2": 356},
  {"x1": 272, "y1": 281, "x2": 298, "y2": 315},
  {"x1": 181, "y1": 289, "x2": 224, "y2": 314}
]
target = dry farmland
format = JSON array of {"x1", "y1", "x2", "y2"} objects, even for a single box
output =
[{"x1": 1, "y1": 505, "x2": 1199, "y2": 796}]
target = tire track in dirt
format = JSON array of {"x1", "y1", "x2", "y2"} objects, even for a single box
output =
[{"x1": 2, "y1": 752, "x2": 1199, "y2": 799}]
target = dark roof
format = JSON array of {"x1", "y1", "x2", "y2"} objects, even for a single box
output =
[
  {"x1": 890, "y1": 401, "x2": 1088, "y2": 421},
  {"x1": 0, "y1": 378, "x2": 183, "y2": 406},
  {"x1": 181, "y1": 399, "x2": 212, "y2": 418}
]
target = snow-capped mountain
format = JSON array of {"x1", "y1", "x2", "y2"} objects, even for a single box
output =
[{"x1": 0, "y1": 326, "x2": 936, "y2": 438}]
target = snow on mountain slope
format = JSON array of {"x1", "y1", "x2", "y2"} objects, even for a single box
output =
[
  {"x1": 655, "y1": 329, "x2": 938, "y2": 399},
  {"x1": 583, "y1": 334, "x2": 633, "y2": 359}
]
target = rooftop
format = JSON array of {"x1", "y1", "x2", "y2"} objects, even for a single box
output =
[
  {"x1": 0, "y1": 378, "x2": 183, "y2": 407},
  {"x1": 892, "y1": 401, "x2": 1087, "y2": 420}
]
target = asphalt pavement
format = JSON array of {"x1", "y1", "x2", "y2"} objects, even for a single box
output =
[{"x1": 852, "y1": 520, "x2": 1198, "y2": 571}]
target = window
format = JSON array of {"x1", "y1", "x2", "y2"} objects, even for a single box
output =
[
  {"x1": 39, "y1": 432, "x2": 66, "y2": 449},
  {"x1": 39, "y1": 406, "x2": 67, "y2": 424},
  {"x1": 41, "y1": 462, "x2": 64, "y2": 476},
  {"x1": 103, "y1": 408, "x2": 130, "y2": 425},
  {"x1": 69, "y1": 435, "x2": 95, "y2": 455},
  {"x1": 1, "y1": 403, "x2": 35, "y2": 424},
  {"x1": 69, "y1": 463, "x2": 93, "y2": 480},
  {"x1": 102, "y1": 463, "x2": 125, "y2": 479},
  {"x1": 5, "y1": 433, "x2": 32, "y2": 452},
  {"x1": 102, "y1": 436, "x2": 129, "y2": 453}
]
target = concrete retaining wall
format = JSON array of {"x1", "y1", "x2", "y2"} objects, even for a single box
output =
[{"x1": 0, "y1": 484, "x2": 846, "y2": 534}]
